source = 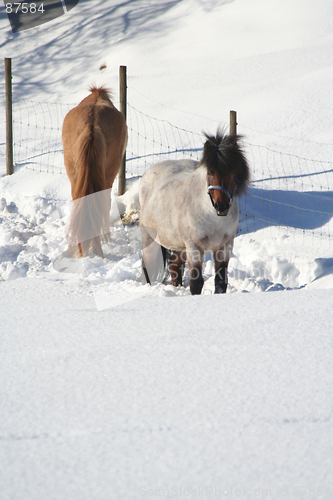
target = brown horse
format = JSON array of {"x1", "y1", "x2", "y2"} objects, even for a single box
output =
[{"x1": 62, "y1": 86, "x2": 127, "y2": 257}]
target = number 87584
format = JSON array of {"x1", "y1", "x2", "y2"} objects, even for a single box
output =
[{"x1": 5, "y1": 3, "x2": 45, "y2": 14}]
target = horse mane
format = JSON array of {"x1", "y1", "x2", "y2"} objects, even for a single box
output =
[{"x1": 200, "y1": 130, "x2": 250, "y2": 196}]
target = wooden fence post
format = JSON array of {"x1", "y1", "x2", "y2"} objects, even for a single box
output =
[
  {"x1": 118, "y1": 65, "x2": 127, "y2": 195},
  {"x1": 5, "y1": 58, "x2": 13, "y2": 175},
  {"x1": 230, "y1": 110, "x2": 237, "y2": 136}
]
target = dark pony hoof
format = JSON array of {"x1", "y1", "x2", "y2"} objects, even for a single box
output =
[{"x1": 190, "y1": 276, "x2": 204, "y2": 295}]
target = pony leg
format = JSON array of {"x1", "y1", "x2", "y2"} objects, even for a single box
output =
[
  {"x1": 141, "y1": 226, "x2": 165, "y2": 284},
  {"x1": 170, "y1": 250, "x2": 185, "y2": 287},
  {"x1": 214, "y1": 241, "x2": 233, "y2": 294},
  {"x1": 214, "y1": 259, "x2": 229, "y2": 293},
  {"x1": 141, "y1": 226, "x2": 153, "y2": 284},
  {"x1": 187, "y1": 247, "x2": 204, "y2": 295}
]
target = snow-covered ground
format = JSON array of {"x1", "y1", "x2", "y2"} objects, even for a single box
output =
[{"x1": 0, "y1": 0, "x2": 333, "y2": 498}]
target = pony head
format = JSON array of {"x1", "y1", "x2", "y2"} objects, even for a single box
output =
[{"x1": 201, "y1": 130, "x2": 250, "y2": 216}]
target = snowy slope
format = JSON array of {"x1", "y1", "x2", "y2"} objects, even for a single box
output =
[
  {"x1": 1, "y1": 0, "x2": 333, "y2": 498},
  {"x1": 1, "y1": 279, "x2": 333, "y2": 499}
]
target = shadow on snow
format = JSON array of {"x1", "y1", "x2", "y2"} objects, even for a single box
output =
[{"x1": 238, "y1": 187, "x2": 333, "y2": 234}]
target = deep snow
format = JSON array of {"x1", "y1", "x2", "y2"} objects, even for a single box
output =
[
  {"x1": 1, "y1": 279, "x2": 333, "y2": 499},
  {"x1": 0, "y1": 0, "x2": 333, "y2": 498}
]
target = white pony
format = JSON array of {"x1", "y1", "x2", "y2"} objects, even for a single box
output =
[{"x1": 139, "y1": 131, "x2": 250, "y2": 295}]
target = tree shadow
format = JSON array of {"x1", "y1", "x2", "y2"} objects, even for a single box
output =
[{"x1": 3, "y1": 0, "x2": 184, "y2": 98}]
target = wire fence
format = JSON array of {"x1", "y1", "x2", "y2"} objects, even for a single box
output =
[
  {"x1": 9, "y1": 98, "x2": 73, "y2": 174},
  {"x1": 238, "y1": 143, "x2": 333, "y2": 244},
  {"x1": 126, "y1": 104, "x2": 203, "y2": 176},
  {"x1": 1, "y1": 95, "x2": 332, "y2": 245}
]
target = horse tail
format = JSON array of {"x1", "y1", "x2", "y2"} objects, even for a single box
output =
[{"x1": 69, "y1": 123, "x2": 110, "y2": 256}]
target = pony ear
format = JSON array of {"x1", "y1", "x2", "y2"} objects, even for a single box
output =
[{"x1": 203, "y1": 135, "x2": 217, "y2": 151}]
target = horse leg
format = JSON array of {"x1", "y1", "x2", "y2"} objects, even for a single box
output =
[
  {"x1": 214, "y1": 258, "x2": 228, "y2": 293},
  {"x1": 170, "y1": 250, "x2": 185, "y2": 287},
  {"x1": 214, "y1": 241, "x2": 233, "y2": 294},
  {"x1": 78, "y1": 243, "x2": 83, "y2": 258},
  {"x1": 91, "y1": 192, "x2": 111, "y2": 258},
  {"x1": 187, "y1": 247, "x2": 204, "y2": 295},
  {"x1": 141, "y1": 226, "x2": 165, "y2": 284},
  {"x1": 141, "y1": 226, "x2": 153, "y2": 284},
  {"x1": 92, "y1": 236, "x2": 103, "y2": 258}
]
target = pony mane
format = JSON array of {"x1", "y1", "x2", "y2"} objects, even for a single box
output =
[
  {"x1": 200, "y1": 130, "x2": 250, "y2": 196},
  {"x1": 88, "y1": 85, "x2": 113, "y2": 100}
]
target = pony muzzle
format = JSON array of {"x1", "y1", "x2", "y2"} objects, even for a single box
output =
[
  {"x1": 214, "y1": 201, "x2": 230, "y2": 216},
  {"x1": 207, "y1": 184, "x2": 233, "y2": 216}
]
